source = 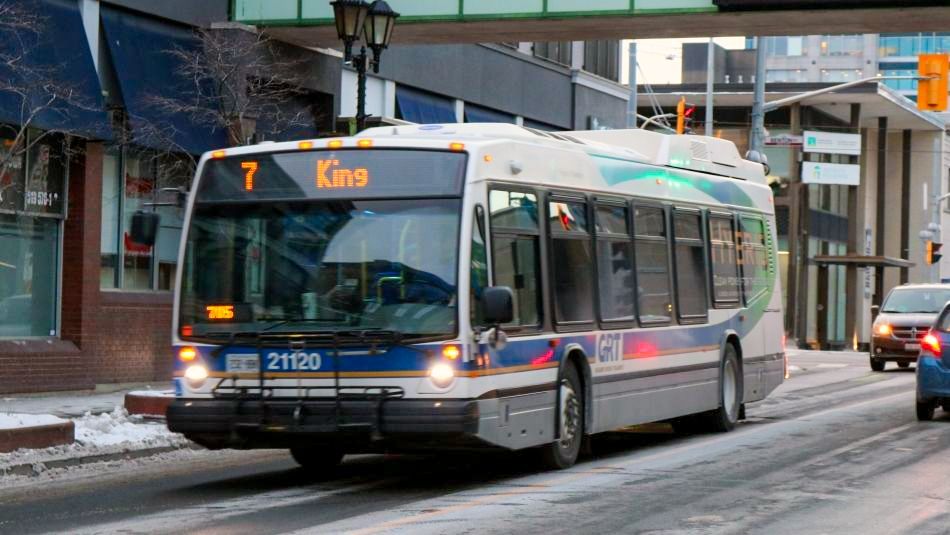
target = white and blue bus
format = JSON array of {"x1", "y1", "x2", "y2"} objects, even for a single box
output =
[{"x1": 163, "y1": 124, "x2": 785, "y2": 469}]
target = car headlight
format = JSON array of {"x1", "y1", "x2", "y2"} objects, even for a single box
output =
[{"x1": 875, "y1": 323, "x2": 892, "y2": 336}]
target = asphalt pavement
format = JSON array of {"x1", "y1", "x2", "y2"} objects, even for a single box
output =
[{"x1": 0, "y1": 350, "x2": 947, "y2": 535}]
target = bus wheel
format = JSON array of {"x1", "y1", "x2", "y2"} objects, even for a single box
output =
[
  {"x1": 542, "y1": 364, "x2": 584, "y2": 470},
  {"x1": 699, "y1": 344, "x2": 741, "y2": 433},
  {"x1": 290, "y1": 446, "x2": 344, "y2": 472}
]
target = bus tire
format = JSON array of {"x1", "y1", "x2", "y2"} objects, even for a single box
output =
[
  {"x1": 290, "y1": 446, "x2": 344, "y2": 472},
  {"x1": 698, "y1": 343, "x2": 741, "y2": 433},
  {"x1": 541, "y1": 364, "x2": 584, "y2": 470}
]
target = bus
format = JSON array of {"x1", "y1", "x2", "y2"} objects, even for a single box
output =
[{"x1": 161, "y1": 123, "x2": 785, "y2": 470}]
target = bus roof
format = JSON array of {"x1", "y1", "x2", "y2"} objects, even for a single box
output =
[{"x1": 357, "y1": 123, "x2": 767, "y2": 184}]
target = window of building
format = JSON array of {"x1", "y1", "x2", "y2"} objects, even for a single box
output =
[
  {"x1": 766, "y1": 69, "x2": 808, "y2": 83},
  {"x1": 533, "y1": 41, "x2": 572, "y2": 66},
  {"x1": 596, "y1": 204, "x2": 634, "y2": 323},
  {"x1": 0, "y1": 128, "x2": 66, "y2": 339},
  {"x1": 489, "y1": 189, "x2": 541, "y2": 328},
  {"x1": 765, "y1": 36, "x2": 807, "y2": 57},
  {"x1": 549, "y1": 199, "x2": 594, "y2": 325},
  {"x1": 633, "y1": 205, "x2": 672, "y2": 324},
  {"x1": 820, "y1": 35, "x2": 864, "y2": 56},
  {"x1": 709, "y1": 215, "x2": 740, "y2": 306},
  {"x1": 881, "y1": 69, "x2": 918, "y2": 91},
  {"x1": 673, "y1": 210, "x2": 708, "y2": 320},
  {"x1": 584, "y1": 40, "x2": 620, "y2": 82},
  {"x1": 820, "y1": 69, "x2": 864, "y2": 83},
  {"x1": 101, "y1": 149, "x2": 191, "y2": 291},
  {"x1": 741, "y1": 217, "x2": 770, "y2": 303}
]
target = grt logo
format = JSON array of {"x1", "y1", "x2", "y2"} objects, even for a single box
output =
[{"x1": 317, "y1": 159, "x2": 369, "y2": 189}]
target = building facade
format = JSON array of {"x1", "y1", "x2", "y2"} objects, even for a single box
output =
[{"x1": 0, "y1": 0, "x2": 626, "y2": 395}]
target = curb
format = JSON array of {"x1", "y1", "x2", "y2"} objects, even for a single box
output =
[
  {"x1": 124, "y1": 393, "x2": 174, "y2": 418},
  {"x1": 1, "y1": 443, "x2": 200, "y2": 477},
  {"x1": 0, "y1": 421, "x2": 75, "y2": 454}
]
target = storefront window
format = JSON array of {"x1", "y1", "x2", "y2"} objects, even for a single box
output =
[
  {"x1": 0, "y1": 128, "x2": 65, "y2": 339},
  {"x1": 100, "y1": 148, "x2": 191, "y2": 291},
  {"x1": 0, "y1": 215, "x2": 59, "y2": 337}
]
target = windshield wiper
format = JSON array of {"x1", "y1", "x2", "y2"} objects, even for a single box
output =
[{"x1": 259, "y1": 317, "x2": 342, "y2": 333}]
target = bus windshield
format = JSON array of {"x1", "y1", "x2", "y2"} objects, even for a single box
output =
[{"x1": 179, "y1": 198, "x2": 461, "y2": 339}]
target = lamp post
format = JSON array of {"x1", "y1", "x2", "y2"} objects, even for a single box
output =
[{"x1": 331, "y1": 0, "x2": 399, "y2": 132}]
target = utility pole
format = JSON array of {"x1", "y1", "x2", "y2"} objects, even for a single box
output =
[
  {"x1": 750, "y1": 37, "x2": 767, "y2": 153},
  {"x1": 627, "y1": 42, "x2": 638, "y2": 128},
  {"x1": 705, "y1": 38, "x2": 715, "y2": 137}
]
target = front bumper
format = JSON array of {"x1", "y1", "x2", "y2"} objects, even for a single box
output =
[
  {"x1": 167, "y1": 398, "x2": 482, "y2": 450},
  {"x1": 917, "y1": 356, "x2": 950, "y2": 400},
  {"x1": 871, "y1": 336, "x2": 921, "y2": 362}
]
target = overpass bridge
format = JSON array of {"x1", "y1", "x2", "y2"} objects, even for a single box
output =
[{"x1": 232, "y1": 1, "x2": 950, "y2": 46}]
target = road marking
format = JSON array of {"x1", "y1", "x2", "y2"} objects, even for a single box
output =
[
  {"x1": 70, "y1": 478, "x2": 391, "y2": 535},
  {"x1": 817, "y1": 363, "x2": 849, "y2": 369},
  {"x1": 339, "y1": 390, "x2": 913, "y2": 535}
]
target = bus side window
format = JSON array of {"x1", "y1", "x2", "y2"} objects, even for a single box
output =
[
  {"x1": 471, "y1": 205, "x2": 489, "y2": 325},
  {"x1": 548, "y1": 198, "x2": 595, "y2": 326},
  {"x1": 672, "y1": 209, "x2": 709, "y2": 322},
  {"x1": 708, "y1": 214, "x2": 741, "y2": 307},
  {"x1": 740, "y1": 217, "x2": 769, "y2": 303},
  {"x1": 489, "y1": 189, "x2": 541, "y2": 329},
  {"x1": 633, "y1": 205, "x2": 673, "y2": 324},
  {"x1": 595, "y1": 204, "x2": 635, "y2": 324}
]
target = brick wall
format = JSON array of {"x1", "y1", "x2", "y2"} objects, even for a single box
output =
[{"x1": 0, "y1": 142, "x2": 175, "y2": 395}]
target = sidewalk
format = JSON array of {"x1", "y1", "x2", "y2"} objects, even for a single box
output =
[{"x1": 0, "y1": 386, "x2": 188, "y2": 476}]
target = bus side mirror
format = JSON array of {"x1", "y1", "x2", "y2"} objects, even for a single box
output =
[
  {"x1": 130, "y1": 211, "x2": 160, "y2": 247},
  {"x1": 482, "y1": 286, "x2": 514, "y2": 325}
]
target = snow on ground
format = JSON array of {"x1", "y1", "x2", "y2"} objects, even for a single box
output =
[
  {"x1": 127, "y1": 389, "x2": 174, "y2": 398},
  {"x1": 0, "y1": 406, "x2": 188, "y2": 474},
  {"x1": 0, "y1": 413, "x2": 67, "y2": 430}
]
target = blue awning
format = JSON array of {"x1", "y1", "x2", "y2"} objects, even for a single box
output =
[
  {"x1": 101, "y1": 6, "x2": 227, "y2": 154},
  {"x1": 0, "y1": 0, "x2": 111, "y2": 139},
  {"x1": 464, "y1": 104, "x2": 514, "y2": 124},
  {"x1": 396, "y1": 86, "x2": 457, "y2": 124}
]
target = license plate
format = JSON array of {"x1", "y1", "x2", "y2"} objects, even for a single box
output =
[
  {"x1": 226, "y1": 354, "x2": 260, "y2": 373},
  {"x1": 905, "y1": 343, "x2": 921, "y2": 352}
]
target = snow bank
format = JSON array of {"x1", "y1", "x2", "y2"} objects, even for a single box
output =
[
  {"x1": 0, "y1": 406, "x2": 188, "y2": 474},
  {"x1": 0, "y1": 413, "x2": 67, "y2": 430}
]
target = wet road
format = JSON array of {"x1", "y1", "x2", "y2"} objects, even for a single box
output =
[{"x1": 1, "y1": 350, "x2": 947, "y2": 535}]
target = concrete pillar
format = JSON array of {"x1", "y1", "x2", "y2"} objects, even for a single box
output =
[
  {"x1": 874, "y1": 117, "x2": 888, "y2": 305},
  {"x1": 900, "y1": 130, "x2": 912, "y2": 283},
  {"x1": 845, "y1": 104, "x2": 861, "y2": 350}
]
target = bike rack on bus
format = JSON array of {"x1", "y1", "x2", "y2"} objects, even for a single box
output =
[{"x1": 209, "y1": 330, "x2": 427, "y2": 437}]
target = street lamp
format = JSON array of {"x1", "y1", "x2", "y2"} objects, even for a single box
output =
[{"x1": 331, "y1": 0, "x2": 400, "y2": 132}]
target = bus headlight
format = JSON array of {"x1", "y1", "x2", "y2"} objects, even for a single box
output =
[
  {"x1": 429, "y1": 363, "x2": 455, "y2": 388},
  {"x1": 184, "y1": 364, "x2": 209, "y2": 388}
]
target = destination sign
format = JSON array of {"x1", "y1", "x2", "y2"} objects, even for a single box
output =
[{"x1": 197, "y1": 149, "x2": 466, "y2": 202}]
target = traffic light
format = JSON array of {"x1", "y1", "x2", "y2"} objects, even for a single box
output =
[
  {"x1": 918, "y1": 54, "x2": 949, "y2": 112},
  {"x1": 926, "y1": 240, "x2": 943, "y2": 265},
  {"x1": 676, "y1": 97, "x2": 696, "y2": 134}
]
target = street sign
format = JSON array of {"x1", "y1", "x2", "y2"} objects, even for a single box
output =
[
  {"x1": 764, "y1": 134, "x2": 803, "y2": 147},
  {"x1": 801, "y1": 161, "x2": 860, "y2": 186},
  {"x1": 803, "y1": 130, "x2": 861, "y2": 156}
]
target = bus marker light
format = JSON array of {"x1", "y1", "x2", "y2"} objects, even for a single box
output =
[
  {"x1": 449, "y1": 142, "x2": 465, "y2": 152},
  {"x1": 327, "y1": 139, "x2": 344, "y2": 149},
  {"x1": 429, "y1": 363, "x2": 455, "y2": 388},
  {"x1": 442, "y1": 345, "x2": 461, "y2": 360},
  {"x1": 298, "y1": 141, "x2": 315, "y2": 150},
  {"x1": 211, "y1": 150, "x2": 226, "y2": 159},
  {"x1": 178, "y1": 346, "x2": 198, "y2": 362},
  {"x1": 181, "y1": 325, "x2": 193, "y2": 337},
  {"x1": 484, "y1": 154, "x2": 493, "y2": 162},
  {"x1": 357, "y1": 139, "x2": 374, "y2": 148}
]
